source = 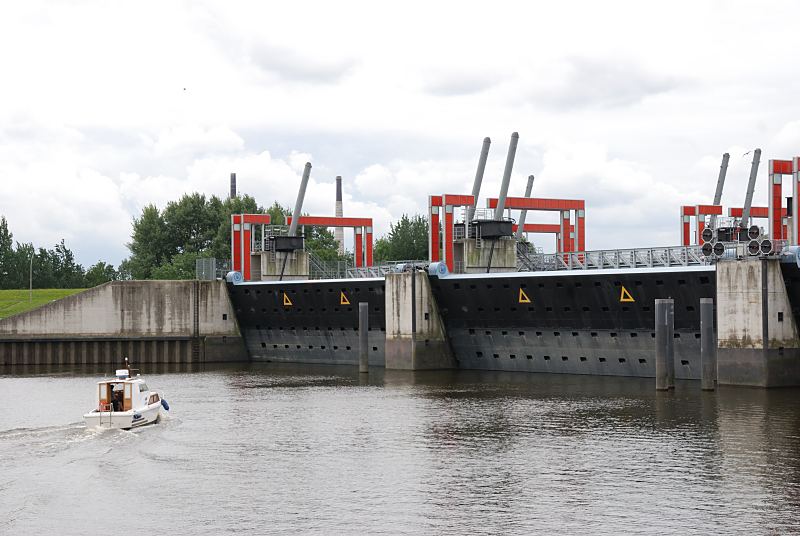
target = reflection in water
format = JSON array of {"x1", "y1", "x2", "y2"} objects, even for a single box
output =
[{"x1": 1, "y1": 362, "x2": 799, "y2": 534}]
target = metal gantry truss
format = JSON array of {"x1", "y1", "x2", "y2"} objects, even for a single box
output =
[{"x1": 515, "y1": 241, "x2": 787, "y2": 271}]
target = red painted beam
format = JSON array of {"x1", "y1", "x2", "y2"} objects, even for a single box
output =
[
  {"x1": 727, "y1": 207, "x2": 786, "y2": 218},
  {"x1": 286, "y1": 216, "x2": 372, "y2": 227},
  {"x1": 681, "y1": 205, "x2": 697, "y2": 216},
  {"x1": 442, "y1": 194, "x2": 475, "y2": 206},
  {"x1": 430, "y1": 195, "x2": 443, "y2": 207},
  {"x1": 511, "y1": 223, "x2": 574, "y2": 234},
  {"x1": 243, "y1": 214, "x2": 272, "y2": 224},
  {"x1": 696, "y1": 204, "x2": 723, "y2": 215},
  {"x1": 771, "y1": 159, "x2": 793, "y2": 174},
  {"x1": 486, "y1": 197, "x2": 585, "y2": 211}
]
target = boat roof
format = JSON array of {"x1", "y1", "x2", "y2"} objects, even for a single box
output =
[{"x1": 96, "y1": 376, "x2": 146, "y2": 385}]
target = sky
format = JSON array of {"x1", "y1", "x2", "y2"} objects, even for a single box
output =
[{"x1": 2, "y1": 0, "x2": 800, "y2": 266}]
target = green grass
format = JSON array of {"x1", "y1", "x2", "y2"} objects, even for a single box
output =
[{"x1": 0, "y1": 289, "x2": 86, "y2": 320}]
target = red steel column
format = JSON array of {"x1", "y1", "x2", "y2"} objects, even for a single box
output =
[
  {"x1": 429, "y1": 196, "x2": 441, "y2": 262},
  {"x1": 769, "y1": 160, "x2": 783, "y2": 240},
  {"x1": 354, "y1": 227, "x2": 363, "y2": 267},
  {"x1": 794, "y1": 158, "x2": 800, "y2": 245},
  {"x1": 243, "y1": 221, "x2": 252, "y2": 281},
  {"x1": 576, "y1": 209, "x2": 585, "y2": 252},
  {"x1": 695, "y1": 206, "x2": 705, "y2": 245},
  {"x1": 444, "y1": 204, "x2": 454, "y2": 272},
  {"x1": 559, "y1": 210, "x2": 571, "y2": 252},
  {"x1": 680, "y1": 207, "x2": 691, "y2": 247},
  {"x1": 365, "y1": 225, "x2": 373, "y2": 267},
  {"x1": 231, "y1": 215, "x2": 241, "y2": 273}
]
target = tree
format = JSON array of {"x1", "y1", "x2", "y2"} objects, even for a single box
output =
[
  {"x1": 373, "y1": 214, "x2": 428, "y2": 261},
  {"x1": 85, "y1": 262, "x2": 118, "y2": 287},
  {"x1": 150, "y1": 251, "x2": 200, "y2": 280},
  {"x1": 305, "y1": 226, "x2": 341, "y2": 261},
  {"x1": 0, "y1": 217, "x2": 14, "y2": 289},
  {"x1": 209, "y1": 195, "x2": 260, "y2": 260},
  {"x1": 126, "y1": 204, "x2": 169, "y2": 279},
  {"x1": 162, "y1": 193, "x2": 219, "y2": 254}
]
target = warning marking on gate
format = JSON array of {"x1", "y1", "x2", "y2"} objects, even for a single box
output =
[
  {"x1": 519, "y1": 288, "x2": 531, "y2": 304},
  {"x1": 340, "y1": 291, "x2": 350, "y2": 305},
  {"x1": 619, "y1": 286, "x2": 635, "y2": 303},
  {"x1": 283, "y1": 293, "x2": 293, "y2": 306}
]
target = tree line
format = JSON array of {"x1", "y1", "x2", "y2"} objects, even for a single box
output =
[
  {"x1": 0, "y1": 191, "x2": 430, "y2": 289},
  {"x1": 0, "y1": 216, "x2": 118, "y2": 289}
]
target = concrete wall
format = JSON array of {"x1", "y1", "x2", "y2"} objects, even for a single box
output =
[
  {"x1": 461, "y1": 238, "x2": 517, "y2": 273},
  {"x1": 717, "y1": 258, "x2": 800, "y2": 386},
  {"x1": 260, "y1": 251, "x2": 310, "y2": 281},
  {"x1": 385, "y1": 271, "x2": 455, "y2": 370},
  {"x1": 0, "y1": 280, "x2": 246, "y2": 365}
]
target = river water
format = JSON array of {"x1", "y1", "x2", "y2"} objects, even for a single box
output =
[{"x1": 1, "y1": 363, "x2": 799, "y2": 535}]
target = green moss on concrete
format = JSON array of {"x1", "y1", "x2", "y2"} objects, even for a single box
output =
[{"x1": 0, "y1": 289, "x2": 85, "y2": 320}]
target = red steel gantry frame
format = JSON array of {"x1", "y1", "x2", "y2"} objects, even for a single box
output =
[
  {"x1": 286, "y1": 216, "x2": 374, "y2": 268},
  {"x1": 682, "y1": 158, "x2": 796, "y2": 246},
  {"x1": 231, "y1": 214, "x2": 272, "y2": 281},
  {"x1": 486, "y1": 197, "x2": 586, "y2": 253},
  {"x1": 680, "y1": 205, "x2": 723, "y2": 246},
  {"x1": 512, "y1": 223, "x2": 575, "y2": 251},
  {"x1": 428, "y1": 195, "x2": 587, "y2": 272},
  {"x1": 428, "y1": 194, "x2": 476, "y2": 272}
]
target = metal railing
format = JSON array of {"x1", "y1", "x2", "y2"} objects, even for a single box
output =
[
  {"x1": 346, "y1": 260, "x2": 426, "y2": 279},
  {"x1": 515, "y1": 241, "x2": 787, "y2": 272}
]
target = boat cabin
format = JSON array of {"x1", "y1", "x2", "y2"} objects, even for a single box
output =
[{"x1": 96, "y1": 369, "x2": 159, "y2": 412}]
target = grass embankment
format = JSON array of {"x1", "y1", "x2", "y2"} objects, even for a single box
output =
[{"x1": 0, "y1": 289, "x2": 85, "y2": 320}]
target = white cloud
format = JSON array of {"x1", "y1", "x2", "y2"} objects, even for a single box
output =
[{"x1": 2, "y1": 1, "x2": 800, "y2": 265}]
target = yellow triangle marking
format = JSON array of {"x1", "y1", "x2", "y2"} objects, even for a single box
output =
[
  {"x1": 283, "y1": 292, "x2": 293, "y2": 306},
  {"x1": 519, "y1": 288, "x2": 531, "y2": 304},
  {"x1": 340, "y1": 291, "x2": 350, "y2": 305},
  {"x1": 620, "y1": 286, "x2": 635, "y2": 303}
]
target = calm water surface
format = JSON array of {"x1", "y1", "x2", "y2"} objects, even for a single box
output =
[{"x1": 1, "y1": 362, "x2": 799, "y2": 535}]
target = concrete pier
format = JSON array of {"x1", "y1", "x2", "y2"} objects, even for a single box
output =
[
  {"x1": 384, "y1": 270, "x2": 455, "y2": 370},
  {"x1": 0, "y1": 280, "x2": 245, "y2": 365},
  {"x1": 700, "y1": 298, "x2": 716, "y2": 390},
  {"x1": 717, "y1": 258, "x2": 800, "y2": 387},
  {"x1": 655, "y1": 299, "x2": 670, "y2": 391},
  {"x1": 359, "y1": 302, "x2": 369, "y2": 373},
  {"x1": 666, "y1": 299, "x2": 675, "y2": 389}
]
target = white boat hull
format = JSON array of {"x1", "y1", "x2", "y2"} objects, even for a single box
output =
[{"x1": 84, "y1": 403, "x2": 162, "y2": 430}]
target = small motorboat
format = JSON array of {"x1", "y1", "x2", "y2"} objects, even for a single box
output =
[{"x1": 83, "y1": 359, "x2": 169, "y2": 430}]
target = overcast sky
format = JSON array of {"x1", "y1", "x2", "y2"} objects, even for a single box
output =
[{"x1": 2, "y1": 0, "x2": 800, "y2": 266}]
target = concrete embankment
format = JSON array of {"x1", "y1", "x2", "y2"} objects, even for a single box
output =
[{"x1": 0, "y1": 280, "x2": 246, "y2": 366}]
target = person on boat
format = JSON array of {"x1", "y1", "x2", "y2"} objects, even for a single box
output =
[{"x1": 112, "y1": 388, "x2": 123, "y2": 412}]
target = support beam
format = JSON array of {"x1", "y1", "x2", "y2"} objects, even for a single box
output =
[
  {"x1": 429, "y1": 196, "x2": 441, "y2": 262},
  {"x1": 710, "y1": 153, "x2": 729, "y2": 229},
  {"x1": 794, "y1": 157, "x2": 800, "y2": 246},
  {"x1": 493, "y1": 132, "x2": 519, "y2": 220},
  {"x1": 769, "y1": 160, "x2": 792, "y2": 240},
  {"x1": 288, "y1": 162, "x2": 312, "y2": 237},
  {"x1": 559, "y1": 210, "x2": 571, "y2": 253},
  {"x1": 741, "y1": 149, "x2": 761, "y2": 228},
  {"x1": 365, "y1": 226, "x2": 373, "y2": 267},
  {"x1": 354, "y1": 227, "x2": 363, "y2": 268},
  {"x1": 515, "y1": 175, "x2": 535, "y2": 240},
  {"x1": 467, "y1": 137, "x2": 491, "y2": 222},
  {"x1": 444, "y1": 205, "x2": 454, "y2": 272}
]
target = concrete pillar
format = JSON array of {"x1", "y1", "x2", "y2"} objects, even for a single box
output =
[
  {"x1": 385, "y1": 271, "x2": 456, "y2": 370},
  {"x1": 359, "y1": 302, "x2": 369, "y2": 374},
  {"x1": 666, "y1": 299, "x2": 675, "y2": 389},
  {"x1": 700, "y1": 298, "x2": 716, "y2": 390},
  {"x1": 655, "y1": 299, "x2": 671, "y2": 391}
]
